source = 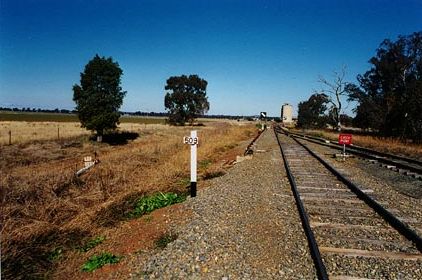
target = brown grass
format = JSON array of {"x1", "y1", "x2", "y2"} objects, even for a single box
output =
[
  {"x1": 296, "y1": 129, "x2": 422, "y2": 159},
  {"x1": 0, "y1": 121, "x2": 171, "y2": 145},
  {"x1": 0, "y1": 121, "x2": 257, "y2": 279}
]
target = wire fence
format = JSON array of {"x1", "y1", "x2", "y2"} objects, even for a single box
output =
[
  {"x1": 0, "y1": 123, "x2": 90, "y2": 145},
  {"x1": 0, "y1": 122, "x2": 162, "y2": 145}
]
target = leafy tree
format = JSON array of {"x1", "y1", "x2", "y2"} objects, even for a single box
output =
[
  {"x1": 346, "y1": 82, "x2": 384, "y2": 131},
  {"x1": 73, "y1": 55, "x2": 126, "y2": 141},
  {"x1": 340, "y1": 114, "x2": 354, "y2": 127},
  {"x1": 164, "y1": 74, "x2": 209, "y2": 125},
  {"x1": 316, "y1": 66, "x2": 350, "y2": 131},
  {"x1": 347, "y1": 32, "x2": 422, "y2": 142},
  {"x1": 297, "y1": 93, "x2": 329, "y2": 128}
]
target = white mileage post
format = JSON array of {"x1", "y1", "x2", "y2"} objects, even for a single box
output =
[{"x1": 184, "y1": 130, "x2": 198, "y2": 197}]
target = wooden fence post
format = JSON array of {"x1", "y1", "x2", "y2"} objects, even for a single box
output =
[{"x1": 9, "y1": 130, "x2": 11, "y2": 145}]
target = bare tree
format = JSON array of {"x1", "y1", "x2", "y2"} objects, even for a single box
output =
[{"x1": 316, "y1": 66, "x2": 349, "y2": 131}]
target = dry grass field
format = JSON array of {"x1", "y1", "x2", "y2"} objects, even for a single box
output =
[
  {"x1": 0, "y1": 111, "x2": 167, "y2": 123},
  {"x1": 0, "y1": 121, "x2": 90, "y2": 144},
  {"x1": 295, "y1": 129, "x2": 422, "y2": 159},
  {"x1": 0, "y1": 119, "x2": 167, "y2": 145},
  {"x1": 0, "y1": 121, "x2": 169, "y2": 145},
  {"x1": 0, "y1": 120, "x2": 258, "y2": 279}
]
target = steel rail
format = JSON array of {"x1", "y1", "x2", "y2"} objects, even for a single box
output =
[
  {"x1": 285, "y1": 129, "x2": 422, "y2": 166},
  {"x1": 244, "y1": 128, "x2": 266, "y2": 156},
  {"x1": 287, "y1": 133, "x2": 422, "y2": 252},
  {"x1": 274, "y1": 128, "x2": 329, "y2": 280},
  {"x1": 283, "y1": 130, "x2": 422, "y2": 175}
]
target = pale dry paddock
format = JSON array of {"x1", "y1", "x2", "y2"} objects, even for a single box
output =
[
  {"x1": 0, "y1": 121, "x2": 171, "y2": 145},
  {"x1": 0, "y1": 120, "x2": 257, "y2": 279}
]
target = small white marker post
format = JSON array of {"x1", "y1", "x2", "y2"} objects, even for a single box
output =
[{"x1": 184, "y1": 130, "x2": 198, "y2": 197}]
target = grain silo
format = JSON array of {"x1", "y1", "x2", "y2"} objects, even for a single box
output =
[{"x1": 281, "y1": 103, "x2": 293, "y2": 125}]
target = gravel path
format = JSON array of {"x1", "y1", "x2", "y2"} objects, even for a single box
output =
[{"x1": 134, "y1": 130, "x2": 316, "y2": 279}]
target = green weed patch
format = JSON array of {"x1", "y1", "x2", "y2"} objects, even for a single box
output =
[
  {"x1": 78, "y1": 236, "x2": 105, "y2": 252},
  {"x1": 81, "y1": 252, "x2": 121, "y2": 272},
  {"x1": 127, "y1": 192, "x2": 186, "y2": 219}
]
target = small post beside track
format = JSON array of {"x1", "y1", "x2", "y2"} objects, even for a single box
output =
[
  {"x1": 184, "y1": 130, "x2": 198, "y2": 197},
  {"x1": 338, "y1": 133, "x2": 352, "y2": 160}
]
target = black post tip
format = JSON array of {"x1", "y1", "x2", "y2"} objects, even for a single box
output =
[{"x1": 190, "y1": 182, "x2": 197, "y2": 197}]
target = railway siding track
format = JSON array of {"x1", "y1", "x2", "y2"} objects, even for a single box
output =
[
  {"x1": 284, "y1": 129, "x2": 422, "y2": 179},
  {"x1": 275, "y1": 128, "x2": 422, "y2": 279},
  {"x1": 293, "y1": 136, "x2": 422, "y2": 232}
]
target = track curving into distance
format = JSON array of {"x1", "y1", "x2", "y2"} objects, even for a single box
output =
[{"x1": 283, "y1": 129, "x2": 422, "y2": 178}]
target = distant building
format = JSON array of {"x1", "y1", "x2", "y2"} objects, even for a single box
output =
[{"x1": 281, "y1": 103, "x2": 293, "y2": 125}]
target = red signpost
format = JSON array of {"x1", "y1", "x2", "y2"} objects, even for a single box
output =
[
  {"x1": 338, "y1": 134, "x2": 352, "y2": 145},
  {"x1": 338, "y1": 134, "x2": 352, "y2": 159}
]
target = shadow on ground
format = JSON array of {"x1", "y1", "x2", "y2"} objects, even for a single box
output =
[
  {"x1": 94, "y1": 191, "x2": 144, "y2": 227},
  {"x1": 90, "y1": 131, "x2": 140, "y2": 145},
  {"x1": 2, "y1": 228, "x2": 89, "y2": 280}
]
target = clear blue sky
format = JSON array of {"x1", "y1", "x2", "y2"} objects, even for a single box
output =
[{"x1": 1, "y1": 0, "x2": 421, "y2": 117}]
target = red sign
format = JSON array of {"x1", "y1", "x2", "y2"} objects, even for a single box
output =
[{"x1": 338, "y1": 134, "x2": 352, "y2": 145}]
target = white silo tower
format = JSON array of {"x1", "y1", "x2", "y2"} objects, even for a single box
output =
[{"x1": 281, "y1": 103, "x2": 293, "y2": 124}]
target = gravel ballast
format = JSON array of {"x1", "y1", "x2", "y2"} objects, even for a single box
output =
[
  {"x1": 298, "y1": 138, "x2": 422, "y2": 236},
  {"x1": 284, "y1": 135, "x2": 422, "y2": 278},
  {"x1": 135, "y1": 130, "x2": 316, "y2": 279}
]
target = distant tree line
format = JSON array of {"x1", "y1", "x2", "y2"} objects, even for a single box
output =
[
  {"x1": 125, "y1": 111, "x2": 168, "y2": 117},
  {"x1": 0, "y1": 107, "x2": 76, "y2": 114},
  {"x1": 297, "y1": 31, "x2": 422, "y2": 143},
  {"x1": 0, "y1": 106, "x2": 266, "y2": 121},
  {"x1": 0, "y1": 107, "x2": 168, "y2": 116}
]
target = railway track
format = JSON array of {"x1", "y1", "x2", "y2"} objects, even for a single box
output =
[
  {"x1": 282, "y1": 129, "x2": 422, "y2": 179},
  {"x1": 274, "y1": 128, "x2": 422, "y2": 279}
]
